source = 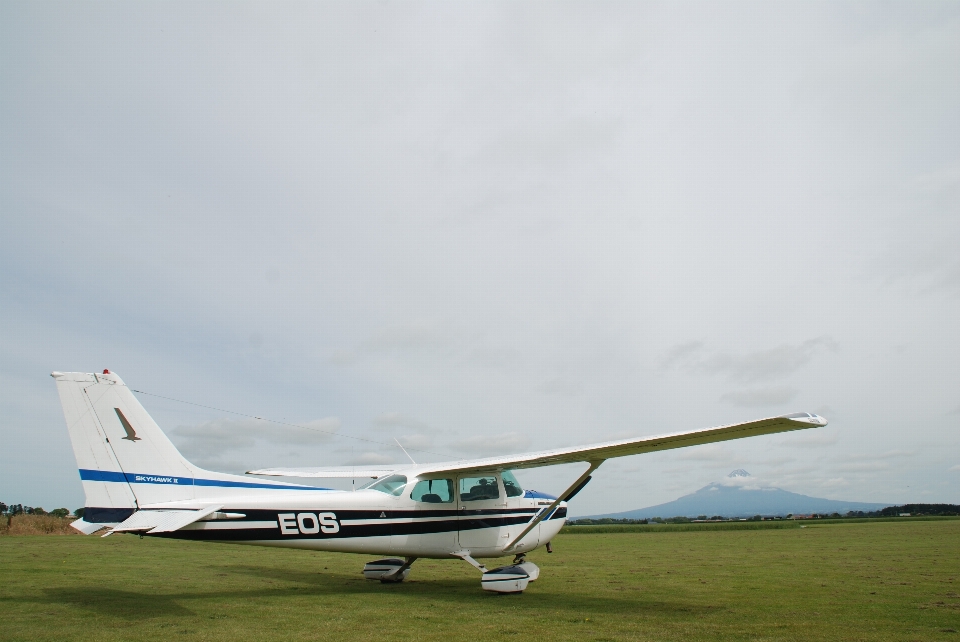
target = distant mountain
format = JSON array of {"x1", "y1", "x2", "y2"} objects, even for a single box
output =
[{"x1": 586, "y1": 470, "x2": 889, "y2": 519}]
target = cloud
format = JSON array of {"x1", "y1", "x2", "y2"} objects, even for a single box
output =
[
  {"x1": 676, "y1": 443, "x2": 733, "y2": 462},
  {"x1": 663, "y1": 338, "x2": 837, "y2": 383},
  {"x1": 536, "y1": 377, "x2": 582, "y2": 397},
  {"x1": 909, "y1": 163, "x2": 960, "y2": 194},
  {"x1": 950, "y1": 464, "x2": 960, "y2": 472},
  {"x1": 373, "y1": 412, "x2": 435, "y2": 434},
  {"x1": 171, "y1": 417, "x2": 341, "y2": 460},
  {"x1": 346, "y1": 452, "x2": 396, "y2": 466},
  {"x1": 835, "y1": 461, "x2": 890, "y2": 473},
  {"x1": 845, "y1": 450, "x2": 916, "y2": 462},
  {"x1": 821, "y1": 477, "x2": 850, "y2": 488},
  {"x1": 369, "y1": 412, "x2": 442, "y2": 455},
  {"x1": 778, "y1": 430, "x2": 839, "y2": 449},
  {"x1": 331, "y1": 323, "x2": 452, "y2": 366},
  {"x1": 4, "y1": 3, "x2": 958, "y2": 514},
  {"x1": 452, "y1": 432, "x2": 531, "y2": 458},
  {"x1": 715, "y1": 474, "x2": 775, "y2": 491},
  {"x1": 721, "y1": 387, "x2": 797, "y2": 408}
]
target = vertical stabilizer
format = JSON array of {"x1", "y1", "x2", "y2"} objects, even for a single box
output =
[
  {"x1": 52, "y1": 370, "x2": 198, "y2": 510},
  {"x1": 53, "y1": 370, "x2": 323, "y2": 518}
]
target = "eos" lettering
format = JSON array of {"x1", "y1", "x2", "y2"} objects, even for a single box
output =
[{"x1": 278, "y1": 512, "x2": 339, "y2": 535}]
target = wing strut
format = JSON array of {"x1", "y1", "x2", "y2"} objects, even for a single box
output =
[{"x1": 504, "y1": 460, "x2": 604, "y2": 552}]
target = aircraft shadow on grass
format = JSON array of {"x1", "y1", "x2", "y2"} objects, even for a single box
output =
[{"x1": 2, "y1": 570, "x2": 720, "y2": 620}]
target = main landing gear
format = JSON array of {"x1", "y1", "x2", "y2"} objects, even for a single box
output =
[
  {"x1": 362, "y1": 553, "x2": 541, "y2": 593},
  {"x1": 363, "y1": 557, "x2": 417, "y2": 583}
]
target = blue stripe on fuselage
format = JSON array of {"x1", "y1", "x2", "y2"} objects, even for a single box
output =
[
  {"x1": 77, "y1": 469, "x2": 332, "y2": 491},
  {"x1": 523, "y1": 489, "x2": 558, "y2": 500}
]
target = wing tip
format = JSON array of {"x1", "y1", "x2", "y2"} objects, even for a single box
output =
[{"x1": 780, "y1": 412, "x2": 828, "y2": 427}]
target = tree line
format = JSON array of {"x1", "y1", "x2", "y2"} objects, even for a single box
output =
[
  {"x1": 570, "y1": 503, "x2": 960, "y2": 525},
  {"x1": 1, "y1": 503, "x2": 83, "y2": 519}
]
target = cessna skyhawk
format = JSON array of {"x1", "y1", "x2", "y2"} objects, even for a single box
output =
[{"x1": 53, "y1": 370, "x2": 827, "y2": 593}]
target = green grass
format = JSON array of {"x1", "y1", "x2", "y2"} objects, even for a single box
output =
[
  {"x1": 562, "y1": 521, "x2": 802, "y2": 533},
  {"x1": 561, "y1": 515, "x2": 960, "y2": 534},
  {"x1": 1, "y1": 520, "x2": 958, "y2": 641}
]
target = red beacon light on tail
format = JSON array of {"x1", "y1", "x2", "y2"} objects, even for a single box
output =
[{"x1": 103, "y1": 369, "x2": 111, "y2": 375}]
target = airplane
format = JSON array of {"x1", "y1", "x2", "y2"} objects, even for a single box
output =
[{"x1": 53, "y1": 369, "x2": 828, "y2": 593}]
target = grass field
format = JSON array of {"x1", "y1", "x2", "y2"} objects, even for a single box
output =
[{"x1": 2, "y1": 520, "x2": 958, "y2": 641}]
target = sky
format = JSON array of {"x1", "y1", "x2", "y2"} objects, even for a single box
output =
[{"x1": 1, "y1": 2, "x2": 958, "y2": 516}]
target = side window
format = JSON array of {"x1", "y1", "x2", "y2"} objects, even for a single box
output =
[
  {"x1": 459, "y1": 476, "x2": 501, "y2": 502},
  {"x1": 501, "y1": 470, "x2": 524, "y2": 498},
  {"x1": 410, "y1": 479, "x2": 454, "y2": 503}
]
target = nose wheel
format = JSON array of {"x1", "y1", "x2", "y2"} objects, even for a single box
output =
[{"x1": 455, "y1": 551, "x2": 540, "y2": 593}]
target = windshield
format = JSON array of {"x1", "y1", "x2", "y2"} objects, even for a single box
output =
[
  {"x1": 366, "y1": 474, "x2": 408, "y2": 496},
  {"x1": 501, "y1": 470, "x2": 524, "y2": 497}
]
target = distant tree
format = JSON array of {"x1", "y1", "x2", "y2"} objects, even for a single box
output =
[
  {"x1": 0, "y1": 502, "x2": 7, "y2": 515},
  {"x1": 697, "y1": 515, "x2": 707, "y2": 521},
  {"x1": 74, "y1": 508, "x2": 85, "y2": 518},
  {"x1": 26, "y1": 507, "x2": 46, "y2": 515},
  {"x1": 879, "y1": 504, "x2": 960, "y2": 517},
  {"x1": 50, "y1": 508, "x2": 70, "y2": 518}
]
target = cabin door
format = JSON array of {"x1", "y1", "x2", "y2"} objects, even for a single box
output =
[{"x1": 457, "y1": 474, "x2": 506, "y2": 551}]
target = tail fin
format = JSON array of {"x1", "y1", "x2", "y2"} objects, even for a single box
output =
[
  {"x1": 53, "y1": 370, "x2": 321, "y2": 520},
  {"x1": 53, "y1": 371, "x2": 199, "y2": 514}
]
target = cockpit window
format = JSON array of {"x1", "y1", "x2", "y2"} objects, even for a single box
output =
[
  {"x1": 410, "y1": 478, "x2": 454, "y2": 503},
  {"x1": 367, "y1": 474, "x2": 408, "y2": 496},
  {"x1": 501, "y1": 470, "x2": 524, "y2": 498},
  {"x1": 459, "y1": 476, "x2": 500, "y2": 501}
]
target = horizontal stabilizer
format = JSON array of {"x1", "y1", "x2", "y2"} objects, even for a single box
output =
[
  {"x1": 70, "y1": 518, "x2": 109, "y2": 535},
  {"x1": 247, "y1": 466, "x2": 396, "y2": 479},
  {"x1": 105, "y1": 505, "x2": 222, "y2": 536}
]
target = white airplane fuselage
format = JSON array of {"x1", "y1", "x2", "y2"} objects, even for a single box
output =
[{"x1": 138, "y1": 482, "x2": 565, "y2": 558}]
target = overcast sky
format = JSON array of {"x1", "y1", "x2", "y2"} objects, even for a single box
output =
[{"x1": 2, "y1": 2, "x2": 958, "y2": 515}]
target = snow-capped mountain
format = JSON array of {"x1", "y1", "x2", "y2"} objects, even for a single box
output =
[{"x1": 583, "y1": 470, "x2": 889, "y2": 519}]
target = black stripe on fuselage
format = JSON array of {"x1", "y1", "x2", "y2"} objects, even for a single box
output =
[{"x1": 147, "y1": 506, "x2": 565, "y2": 542}]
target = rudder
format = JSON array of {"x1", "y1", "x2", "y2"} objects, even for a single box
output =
[{"x1": 53, "y1": 370, "x2": 198, "y2": 511}]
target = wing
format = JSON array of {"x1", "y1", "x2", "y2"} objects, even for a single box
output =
[
  {"x1": 413, "y1": 413, "x2": 827, "y2": 476},
  {"x1": 244, "y1": 413, "x2": 826, "y2": 479},
  {"x1": 246, "y1": 465, "x2": 398, "y2": 479}
]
